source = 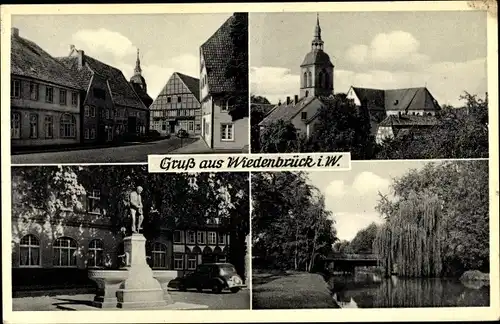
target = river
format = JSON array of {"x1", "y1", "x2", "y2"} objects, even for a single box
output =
[{"x1": 328, "y1": 275, "x2": 490, "y2": 308}]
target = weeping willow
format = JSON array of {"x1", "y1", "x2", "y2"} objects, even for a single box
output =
[{"x1": 374, "y1": 192, "x2": 443, "y2": 278}]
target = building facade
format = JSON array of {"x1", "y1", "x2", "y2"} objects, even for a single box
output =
[
  {"x1": 149, "y1": 72, "x2": 201, "y2": 136},
  {"x1": 10, "y1": 28, "x2": 82, "y2": 148},
  {"x1": 59, "y1": 46, "x2": 149, "y2": 144},
  {"x1": 200, "y1": 14, "x2": 249, "y2": 151}
]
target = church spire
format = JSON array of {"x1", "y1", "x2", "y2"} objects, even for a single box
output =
[
  {"x1": 134, "y1": 48, "x2": 142, "y2": 75},
  {"x1": 312, "y1": 13, "x2": 324, "y2": 51}
]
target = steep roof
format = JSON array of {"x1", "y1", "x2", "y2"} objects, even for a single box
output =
[
  {"x1": 351, "y1": 87, "x2": 385, "y2": 111},
  {"x1": 301, "y1": 49, "x2": 334, "y2": 67},
  {"x1": 385, "y1": 87, "x2": 440, "y2": 112},
  {"x1": 11, "y1": 33, "x2": 81, "y2": 90},
  {"x1": 130, "y1": 83, "x2": 154, "y2": 108},
  {"x1": 200, "y1": 14, "x2": 237, "y2": 94},
  {"x1": 58, "y1": 53, "x2": 146, "y2": 110},
  {"x1": 176, "y1": 72, "x2": 200, "y2": 102},
  {"x1": 379, "y1": 114, "x2": 439, "y2": 127}
]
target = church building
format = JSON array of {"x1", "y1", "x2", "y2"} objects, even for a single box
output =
[
  {"x1": 129, "y1": 49, "x2": 154, "y2": 116},
  {"x1": 259, "y1": 15, "x2": 336, "y2": 137}
]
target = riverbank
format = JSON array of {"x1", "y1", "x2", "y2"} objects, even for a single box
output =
[{"x1": 252, "y1": 269, "x2": 339, "y2": 309}]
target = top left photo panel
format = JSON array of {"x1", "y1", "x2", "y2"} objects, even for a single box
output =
[{"x1": 9, "y1": 12, "x2": 249, "y2": 165}]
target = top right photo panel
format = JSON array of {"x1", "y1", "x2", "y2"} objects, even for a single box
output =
[{"x1": 250, "y1": 11, "x2": 488, "y2": 159}]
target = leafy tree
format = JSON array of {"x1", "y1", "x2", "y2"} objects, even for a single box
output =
[
  {"x1": 251, "y1": 95, "x2": 272, "y2": 153},
  {"x1": 374, "y1": 160, "x2": 489, "y2": 276},
  {"x1": 348, "y1": 223, "x2": 379, "y2": 254},
  {"x1": 376, "y1": 91, "x2": 488, "y2": 159},
  {"x1": 259, "y1": 119, "x2": 306, "y2": 153},
  {"x1": 252, "y1": 172, "x2": 337, "y2": 271},
  {"x1": 308, "y1": 93, "x2": 376, "y2": 159},
  {"x1": 333, "y1": 240, "x2": 350, "y2": 253},
  {"x1": 225, "y1": 12, "x2": 248, "y2": 121}
]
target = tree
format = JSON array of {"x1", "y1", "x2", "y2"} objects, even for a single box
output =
[
  {"x1": 376, "y1": 91, "x2": 488, "y2": 159},
  {"x1": 259, "y1": 119, "x2": 306, "y2": 153},
  {"x1": 308, "y1": 93, "x2": 376, "y2": 159},
  {"x1": 251, "y1": 95, "x2": 272, "y2": 153},
  {"x1": 348, "y1": 223, "x2": 379, "y2": 254},
  {"x1": 252, "y1": 172, "x2": 337, "y2": 271},
  {"x1": 225, "y1": 12, "x2": 248, "y2": 121},
  {"x1": 374, "y1": 160, "x2": 489, "y2": 276}
]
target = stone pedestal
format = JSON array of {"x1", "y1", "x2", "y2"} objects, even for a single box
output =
[
  {"x1": 88, "y1": 270, "x2": 128, "y2": 308},
  {"x1": 116, "y1": 234, "x2": 168, "y2": 309}
]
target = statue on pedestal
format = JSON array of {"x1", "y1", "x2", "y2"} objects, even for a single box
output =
[{"x1": 129, "y1": 186, "x2": 144, "y2": 233}]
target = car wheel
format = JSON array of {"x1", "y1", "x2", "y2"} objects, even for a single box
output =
[
  {"x1": 196, "y1": 285, "x2": 203, "y2": 292},
  {"x1": 178, "y1": 283, "x2": 187, "y2": 292},
  {"x1": 211, "y1": 282, "x2": 223, "y2": 294},
  {"x1": 230, "y1": 287, "x2": 240, "y2": 293}
]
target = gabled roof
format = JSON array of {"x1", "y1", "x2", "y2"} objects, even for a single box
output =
[
  {"x1": 58, "y1": 53, "x2": 147, "y2": 110},
  {"x1": 57, "y1": 56, "x2": 93, "y2": 89},
  {"x1": 351, "y1": 87, "x2": 385, "y2": 111},
  {"x1": 11, "y1": 33, "x2": 82, "y2": 90},
  {"x1": 200, "y1": 14, "x2": 237, "y2": 94},
  {"x1": 259, "y1": 96, "x2": 318, "y2": 127},
  {"x1": 385, "y1": 87, "x2": 440, "y2": 112},
  {"x1": 379, "y1": 114, "x2": 439, "y2": 127},
  {"x1": 176, "y1": 72, "x2": 200, "y2": 102}
]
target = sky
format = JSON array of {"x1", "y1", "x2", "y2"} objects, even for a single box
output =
[
  {"x1": 250, "y1": 11, "x2": 488, "y2": 106},
  {"x1": 306, "y1": 160, "x2": 430, "y2": 241},
  {"x1": 11, "y1": 14, "x2": 231, "y2": 100}
]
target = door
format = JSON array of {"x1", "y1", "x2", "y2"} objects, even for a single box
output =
[
  {"x1": 169, "y1": 122, "x2": 175, "y2": 134},
  {"x1": 128, "y1": 117, "x2": 137, "y2": 134}
]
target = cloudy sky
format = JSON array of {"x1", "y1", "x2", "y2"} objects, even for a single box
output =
[
  {"x1": 250, "y1": 11, "x2": 487, "y2": 106},
  {"x1": 306, "y1": 160, "x2": 429, "y2": 241},
  {"x1": 12, "y1": 14, "x2": 231, "y2": 100}
]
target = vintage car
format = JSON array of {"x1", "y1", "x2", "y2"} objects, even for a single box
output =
[{"x1": 176, "y1": 263, "x2": 245, "y2": 293}]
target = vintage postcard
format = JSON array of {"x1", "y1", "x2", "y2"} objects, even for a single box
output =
[{"x1": 1, "y1": 2, "x2": 499, "y2": 324}]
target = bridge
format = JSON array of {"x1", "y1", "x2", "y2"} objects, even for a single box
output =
[{"x1": 323, "y1": 253, "x2": 380, "y2": 273}]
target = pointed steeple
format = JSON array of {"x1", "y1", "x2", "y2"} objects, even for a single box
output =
[
  {"x1": 134, "y1": 48, "x2": 142, "y2": 75},
  {"x1": 312, "y1": 13, "x2": 324, "y2": 51}
]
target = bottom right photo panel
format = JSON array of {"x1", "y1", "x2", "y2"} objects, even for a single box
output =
[{"x1": 251, "y1": 159, "x2": 489, "y2": 309}]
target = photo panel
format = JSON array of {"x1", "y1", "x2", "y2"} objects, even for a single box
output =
[
  {"x1": 250, "y1": 11, "x2": 488, "y2": 160},
  {"x1": 11, "y1": 165, "x2": 251, "y2": 310},
  {"x1": 10, "y1": 12, "x2": 249, "y2": 165},
  {"x1": 251, "y1": 160, "x2": 490, "y2": 309}
]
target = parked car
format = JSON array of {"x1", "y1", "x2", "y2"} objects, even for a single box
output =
[{"x1": 176, "y1": 263, "x2": 245, "y2": 293}]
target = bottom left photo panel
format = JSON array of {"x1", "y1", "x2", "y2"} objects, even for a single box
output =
[{"x1": 10, "y1": 165, "x2": 250, "y2": 311}]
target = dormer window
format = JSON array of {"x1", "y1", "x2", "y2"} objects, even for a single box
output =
[{"x1": 394, "y1": 100, "x2": 399, "y2": 105}]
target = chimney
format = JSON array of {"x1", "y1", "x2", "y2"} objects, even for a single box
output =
[
  {"x1": 294, "y1": 95, "x2": 298, "y2": 104},
  {"x1": 11, "y1": 27, "x2": 19, "y2": 37},
  {"x1": 286, "y1": 96, "x2": 291, "y2": 105},
  {"x1": 77, "y1": 50, "x2": 85, "y2": 68},
  {"x1": 69, "y1": 44, "x2": 76, "y2": 52},
  {"x1": 278, "y1": 100, "x2": 281, "y2": 106}
]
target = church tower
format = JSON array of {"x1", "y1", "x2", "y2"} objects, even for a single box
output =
[
  {"x1": 130, "y1": 48, "x2": 147, "y2": 93},
  {"x1": 300, "y1": 14, "x2": 334, "y2": 98}
]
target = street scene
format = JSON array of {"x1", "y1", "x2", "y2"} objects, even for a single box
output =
[
  {"x1": 251, "y1": 11, "x2": 488, "y2": 159},
  {"x1": 10, "y1": 13, "x2": 249, "y2": 164},
  {"x1": 11, "y1": 166, "x2": 250, "y2": 310},
  {"x1": 252, "y1": 160, "x2": 489, "y2": 308}
]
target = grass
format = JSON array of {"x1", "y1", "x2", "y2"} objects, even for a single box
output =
[{"x1": 252, "y1": 270, "x2": 339, "y2": 309}]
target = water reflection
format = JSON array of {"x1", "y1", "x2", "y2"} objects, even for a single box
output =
[{"x1": 329, "y1": 276, "x2": 489, "y2": 308}]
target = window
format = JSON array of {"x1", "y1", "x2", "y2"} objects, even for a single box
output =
[
  {"x1": 188, "y1": 121, "x2": 194, "y2": 131},
  {"x1": 11, "y1": 112, "x2": 21, "y2": 139},
  {"x1": 303, "y1": 72, "x2": 308, "y2": 88},
  {"x1": 173, "y1": 230, "x2": 182, "y2": 243},
  {"x1": 84, "y1": 128, "x2": 89, "y2": 139},
  {"x1": 11, "y1": 80, "x2": 21, "y2": 98},
  {"x1": 174, "y1": 253, "x2": 184, "y2": 270},
  {"x1": 71, "y1": 92, "x2": 78, "y2": 106},
  {"x1": 60, "y1": 114, "x2": 76, "y2": 138},
  {"x1": 19, "y1": 234, "x2": 40, "y2": 267},
  {"x1": 301, "y1": 112, "x2": 307, "y2": 120},
  {"x1": 220, "y1": 123, "x2": 234, "y2": 141},
  {"x1": 90, "y1": 128, "x2": 96, "y2": 139},
  {"x1": 59, "y1": 89, "x2": 67, "y2": 105},
  {"x1": 84, "y1": 106, "x2": 90, "y2": 117},
  {"x1": 105, "y1": 109, "x2": 111, "y2": 120},
  {"x1": 88, "y1": 239, "x2": 104, "y2": 267},
  {"x1": 30, "y1": 82, "x2": 39, "y2": 100},
  {"x1": 53, "y1": 237, "x2": 78, "y2": 267},
  {"x1": 29, "y1": 114, "x2": 38, "y2": 139},
  {"x1": 187, "y1": 231, "x2": 196, "y2": 244},
  {"x1": 208, "y1": 232, "x2": 216, "y2": 245},
  {"x1": 151, "y1": 242, "x2": 167, "y2": 268},
  {"x1": 45, "y1": 87, "x2": 54, "y2": 103},
  {"x1": 217, "y1": 255, "x2": 226, "y2": 263},
  {"x1": 88, "y1": 189, "x2": 100, "y2": 214},
  {"x1": 187, "y1": 254, "x2": 197, "y2": 270},
  {"x1": 167, "y1": 97, "x2": 171, "y2": 103},
  {"x1": 44, "y1": 116, "x2": 53, "y2": 138},
  {"x1": 197, "y1": 231, "x2": 206, "y2": 244},
  {"x1": 218, "y1": 233, "x2": 225, "y2": 245},
  {"x1": 196, "y1": 123, "x2": 201, "y2": 131},
  {"x1": 177, "y1": 96, "x2": 182, "y2": 103},
  {"x1": 308, "y1": 72, "x2": 312, "y2": 87},
  {"x1": 90, "y1": 106, "x2": 96, "y2": 117}
]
